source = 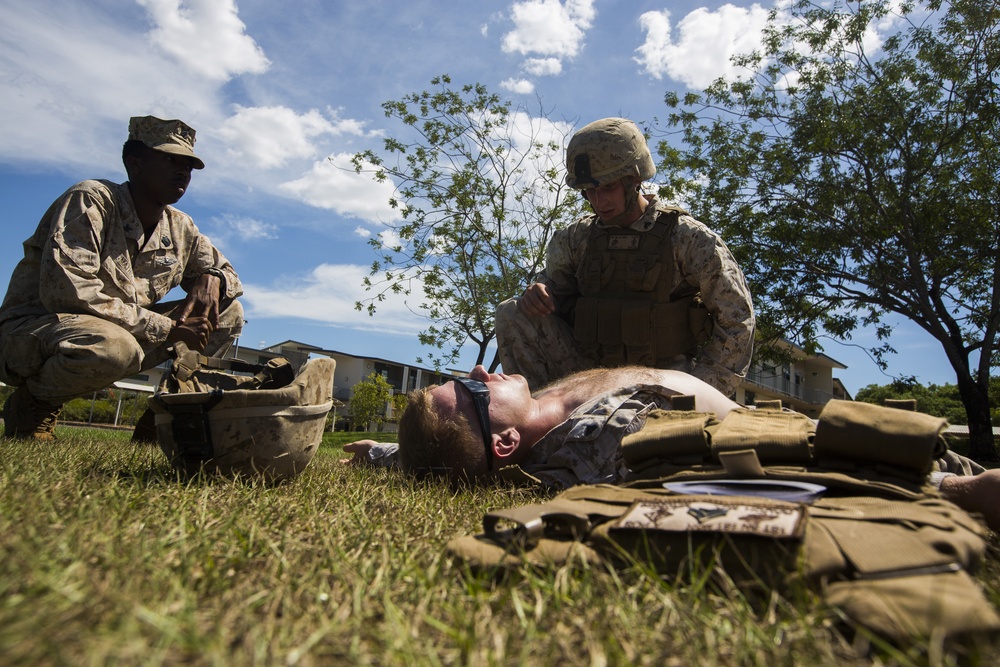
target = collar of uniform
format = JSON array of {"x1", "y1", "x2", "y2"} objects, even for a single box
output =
[
  {"x1": 630, "y1": 194, "x2": 660, "y2": 231},
  {"x1": 117, "y1": 180, "x2": 146, "y2": 244}
]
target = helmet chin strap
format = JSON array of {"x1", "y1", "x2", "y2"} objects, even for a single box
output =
[{"x1": 601, "y1": 177, "x2": 643, "y2": 227}]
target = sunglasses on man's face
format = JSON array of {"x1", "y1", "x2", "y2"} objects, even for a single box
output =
[{"x1": 453, "y1": 377, "x2": 493, "y2": 471}]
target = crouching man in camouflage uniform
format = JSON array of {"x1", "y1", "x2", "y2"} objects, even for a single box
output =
[
  {"x1": 495, "y1": 118, "x2": 755, "y2": 397},
  {"x1": 0, "y1": 116, "x2": 243, "y2": 441}
]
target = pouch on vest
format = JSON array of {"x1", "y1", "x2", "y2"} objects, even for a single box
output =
[{"x1": 446, "y1": 400, "x2": 1000, "y2": 643}]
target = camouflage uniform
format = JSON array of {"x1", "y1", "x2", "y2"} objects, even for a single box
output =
[
  {"x1": 0, "y1": 178, "x2": 243, "y2": 404},
  {"x1": 496, "y1": 195, "x2": 754, "y2": 395},
  {"x1": 507, "y1": 384, "x2": 674, "y2": 488}
]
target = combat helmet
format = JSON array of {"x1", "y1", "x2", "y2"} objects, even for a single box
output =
[
  {"x1": 565, "y1": 117, "x2": 656, "y2": 189},
  {"x1": 147, "y1": 344, "x2": 337, "y2": 482}
]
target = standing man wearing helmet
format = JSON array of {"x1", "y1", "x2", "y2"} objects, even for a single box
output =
[
  {"x1": 0, "y1": 116, "x2": 244, "y2": 441},
  {"x1": 495, "y1": 117, "x2": 754, "y2": 396}
]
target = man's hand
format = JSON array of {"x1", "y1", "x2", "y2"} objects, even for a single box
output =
[
  {"x1": 167, "y1": 316, "x2": 215, "y2": 351},
  {"x1": 340, "y1": 440, "x2": 378, "y2": 465},
  {"x1": 939, "y1": 469, "x2": 1000, "y2": 532},
  {"x1": 517, "y1": 283, "x2": 557, "y2": 317},
  {"x1": 175, "y1": 273, "x2": 223, "y2": 329}
]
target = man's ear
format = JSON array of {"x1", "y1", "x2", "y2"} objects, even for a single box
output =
[
  {"x1": 492, "y1": 428, "x2": 521, "y2": 460},
  {"x1": 124, "y1": 154, "x2": 142, "y2": 178}
]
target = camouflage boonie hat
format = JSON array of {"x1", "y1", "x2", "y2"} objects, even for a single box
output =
[
  {"x1": 565, "y1": 117, "x2": 655, "y2": 189},
  {"x1": 128, "y1": 115, "x2": 205, "y2": 169}
]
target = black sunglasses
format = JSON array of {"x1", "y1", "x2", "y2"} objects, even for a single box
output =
[{"x1": 453, "y1": 377, "x2": 493, "y2": 471}]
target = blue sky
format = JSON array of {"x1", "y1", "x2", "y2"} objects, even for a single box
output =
[{"x1": 0, "y1": 0, "x2": 960, "y2": 394}]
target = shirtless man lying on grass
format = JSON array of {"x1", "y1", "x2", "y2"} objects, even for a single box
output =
[{"x1": 343, "y1": 365, "x2": 999, "y2": 531}]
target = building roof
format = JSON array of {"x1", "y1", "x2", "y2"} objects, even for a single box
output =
[
  {"x1": 943, "y1": 425, "x2": 1000, "y2": 437},
  {"x1": 265, "y1": 339, "x2": 448, "y2": 375}
]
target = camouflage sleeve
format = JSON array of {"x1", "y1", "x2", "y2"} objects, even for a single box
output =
[
  {"x1": 39, "y1": 184, "x2": 175, "y2": 343},
  {"x1": 367, "y1": 443, "x2": 400, "y2": 468},
  {"x1": 673, "y1": 216, "x2": 755, "y2": 395},
  {"x1": 535, "y1": 215, "x2": 593, "y2": 299},
  {"x1": 178, "y1": 227, "x2": 244, "y2": 300}
]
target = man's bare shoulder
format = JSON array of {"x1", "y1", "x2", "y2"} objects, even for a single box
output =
[{"x1": 535, "y1": 366, "x2": 737, "y2": 417}]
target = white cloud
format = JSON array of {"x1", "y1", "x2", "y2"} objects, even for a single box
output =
[
  {"x1": 217, "y1": 106, "x2": 347, "y2": 169},
  {"x1": 502, "y1": 0, "x2": 596, "y2": 58},
  {"x1": 136, "y1": 0, "x2": 270, "y2": 81},
  {"x1": 635, "y1": 4, "x2": 771, "y2": 90},
  {"x1": 501, "y1": 78, "x2": 536, "y2": 94},
  {"x1": 242, "y1": 263, "x2": 427, "y2": 336},
  {"x1": 208, "y1": 213, "x2": 279, "y2": 247},
  {"x1": 378, "y1": 229, "x2": 402, "y2": 251},
  {"x1": 523, "y1": 57, "x2": 562, "y2": 76},
  {"x1": 0, "y1": 0, "x2": 222, "y2": 170},
  {"x1": 354, "y1": 226, "x2": 372, "y2": 238},
  {"x1": 279, "y1": 153, "x2": 402, "y2": 223}
]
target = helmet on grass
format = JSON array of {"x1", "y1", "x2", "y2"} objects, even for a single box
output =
[{"x1": 148, "y1": 344, "x2": 337, "y2": 482}]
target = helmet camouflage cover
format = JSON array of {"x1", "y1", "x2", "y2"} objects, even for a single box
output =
[
  {"x1": 148, "y1": 345, "x2": 337, "y2": 482},
  {"x1": 565, "y1": 117, "x2": 656, "y2": 189}
]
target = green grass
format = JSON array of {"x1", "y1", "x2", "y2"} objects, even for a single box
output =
[{"x1": 2, "y1": 427, "x2": 999, "y2": 666}]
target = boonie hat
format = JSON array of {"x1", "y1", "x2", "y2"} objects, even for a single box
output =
[{"x1": 128, "y1": 115, "x2": 205, "y2": 169}]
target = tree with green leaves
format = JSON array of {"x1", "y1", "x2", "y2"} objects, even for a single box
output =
[
  {"x1": 856, "y1": 376, "x2": 1000, "y2": 426},
  {"x1": 349, "y1": 372, "x2": 393, "y2": 432},
  {"x1": 856, "y1": 379, "x2": 969, "y2": 425},
  {"x1": 656, "y1": 0, "x2": 999, "y2": 459},
  {"x1": 352, "y1": 75, "x2": 583, "y2": 370}
]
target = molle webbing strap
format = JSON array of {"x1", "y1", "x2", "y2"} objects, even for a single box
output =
[
  {"x1": 669, "y1": 394, "x2": 697, "y2": 411},
  {"x1": 167, "y1": 342, "x2": 295, "y2": 393},
  {"x1": 483, "y1": 498, "x2": 625, "y2": 548},
  {"x1": 170, "y1": 343, "x2": 206, "y2": 383},
  {"x1": 597, "y1": 299, "x2": 624, "y2": 366},
  {"x1": 650, "y1": 295, "x2": 699, "y2": 358},
  {"x1": 621, "y1": 300, "x2": 651, "y2": 363},
  {"x1": 718, "y1": 450, "x2": 766, "y2": 477}
]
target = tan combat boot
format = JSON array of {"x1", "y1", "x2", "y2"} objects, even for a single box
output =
[{"x1": 2, "y1": 385, "x2": 62, "y2": 441}]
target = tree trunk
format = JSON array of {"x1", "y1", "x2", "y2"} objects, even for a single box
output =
[
  {"x1": 487, "y1": 349, "x2": 501, "y2": 373},
  {"x1": 956, "y1": 375, "x2": 998, "y2": 462}
]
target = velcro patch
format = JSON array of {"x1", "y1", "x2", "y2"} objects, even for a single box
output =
[
  {"x1": 608, "y1": 234, "x2": 640, "y2": 250},
  {"x1": 611, "y1": 498, "x2": 805, "y2": 539}
]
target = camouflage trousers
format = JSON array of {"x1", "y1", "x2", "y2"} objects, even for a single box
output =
[
  {"x1": 494, "y1": 297, "x2": 594, "y2": 388},
  {"x1": 0, "y1": 299, "x2": 243, "y2": 405},
  {"x1": 495, "y1": 297, "x2": 699, "y2": 389}
]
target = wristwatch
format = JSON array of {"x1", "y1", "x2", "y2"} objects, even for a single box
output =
[{"x1": 202, "y1": 268, "x2": 227, "y2": 296}]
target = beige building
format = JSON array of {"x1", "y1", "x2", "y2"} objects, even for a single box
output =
[{"x1": 736, "y1": 340, "x2": 849, "y2": 419}]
